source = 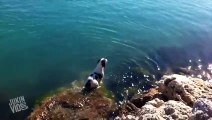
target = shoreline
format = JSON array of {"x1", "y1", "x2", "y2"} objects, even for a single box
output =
[{"x1": 28, "y1": 74, "x2": 212, "y2": 119}]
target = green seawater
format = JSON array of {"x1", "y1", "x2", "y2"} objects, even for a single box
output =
[{"x1": 0, "y1": 0, "x2": 212, "y2": 119}]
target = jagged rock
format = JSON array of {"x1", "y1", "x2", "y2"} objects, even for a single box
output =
[
  {"x1": 190, "y1": 98, "x2": 212, "y2": 120},
  {"x1": 140, "y1": 98, "x2": 192, "y2": 120},
  {"x1": 157, "y1": 74, "x2": 212, "y2": 106},
  {"x1": 130, "y1": 88, "x2": 168, "y2": 108},
  {"x1": 114, "y1": 101, "x2": 140, "y2": 119}
]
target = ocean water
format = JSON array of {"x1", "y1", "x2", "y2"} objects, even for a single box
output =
[{"x1": 0, "y1": 0, "x2": 212, "y2": 119}]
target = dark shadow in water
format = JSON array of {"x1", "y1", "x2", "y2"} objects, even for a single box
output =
[
  {"x1": 149, "y1": 40, "x2": 212, "y2": 74},
  {"x1": 107, "y1": 40, "x2": 212, "y2": 101}
]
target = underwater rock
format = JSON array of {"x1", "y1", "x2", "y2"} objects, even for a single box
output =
[
  {"x1": 157, "y1": 74, "x2": 212, "y2": 106},
  {"x1": 190, "y1": 98, "x2": 212, "y2": 120},
  {"x1": 171, "y1": 67, "x2": 192, "y2": 75},
  {"x1": 28, "y1": 86, "x2": 117, "y2": 120}
]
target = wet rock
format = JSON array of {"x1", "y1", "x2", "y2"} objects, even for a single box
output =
[
  {"x1": 114, "y1": 101, "x2": 140, "y2": 119},
  {"x1": 130, "y1": 88, "x2": 158, "y2": 108},
  {"x1": 130, "y1": 88, "x2": 168, "y2": 108},
  {"x1": 28, "y1": 87, "x2": 117, "y2": 120},
  {"x1": 190, "y1": 98, "x2": 212, "y2": 120},
  {"x1": 157, "y1": 74, "x2": 212, "y2": 106}
]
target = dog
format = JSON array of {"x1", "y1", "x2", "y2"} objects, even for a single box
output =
[{"x1": 84, "y1": 58, "x2": 108, "y2": 91}]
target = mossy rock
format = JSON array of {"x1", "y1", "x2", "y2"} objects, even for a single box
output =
[{"x1": 29, "y1": 80, "x2": 117, "y2": 120}]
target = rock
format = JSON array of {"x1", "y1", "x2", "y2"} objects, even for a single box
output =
[
  {"x1": 190, "y1": 98, "x2": 212, "y2": 120},
  {"x1": 116, "y1": 113, "x2": 139, "y2": 120},
  {"x1": 157, "y1": 74, "x2": 212, "y2": 106},
  {"x1": 28, "y1": 86, "x2": 117, "y2": 120},
  {"x1": 114, "y1": 101, "x2": 140, "y2": 119},
  {"x1": 130, "y1": 88, "x2": 168, "y2": 108},
  {"x1": 129, "y1": 74, "x2": 212, "y2": 119},
  {"x1": 140, "y1": 98, "x2": 192, "y2": 120},
  {"x1": 122, "y1": 115, "x2": 139, "y2": 120}
]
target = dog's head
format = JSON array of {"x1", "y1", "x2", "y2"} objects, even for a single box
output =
[{"x1": 97, "y1": 58, "x2": 108, "y2": 68}]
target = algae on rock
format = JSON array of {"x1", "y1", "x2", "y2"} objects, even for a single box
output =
[{"x1": 28, "y1": 81, "x2": 117, "y2": 120}]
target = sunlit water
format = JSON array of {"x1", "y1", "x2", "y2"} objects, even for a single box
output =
[{"x1": 0, "y1": 0, "x2": 212, "y2": 119}]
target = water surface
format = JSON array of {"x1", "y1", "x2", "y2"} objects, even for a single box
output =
[{"x1": 0, "y1": 0, "x2": 212, "y2": 119}]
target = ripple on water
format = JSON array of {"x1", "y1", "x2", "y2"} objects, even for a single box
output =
[{"x1": 0, "y1": 0, "x2": 212, "y2": 119}]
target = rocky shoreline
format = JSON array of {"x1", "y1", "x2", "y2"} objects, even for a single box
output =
[
  {"x1": 127, "y1": 74, "x2": 212, "y2": 120},
  {"x1": 28, "y1": 74, "x2": 212, "y2": 120}
]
